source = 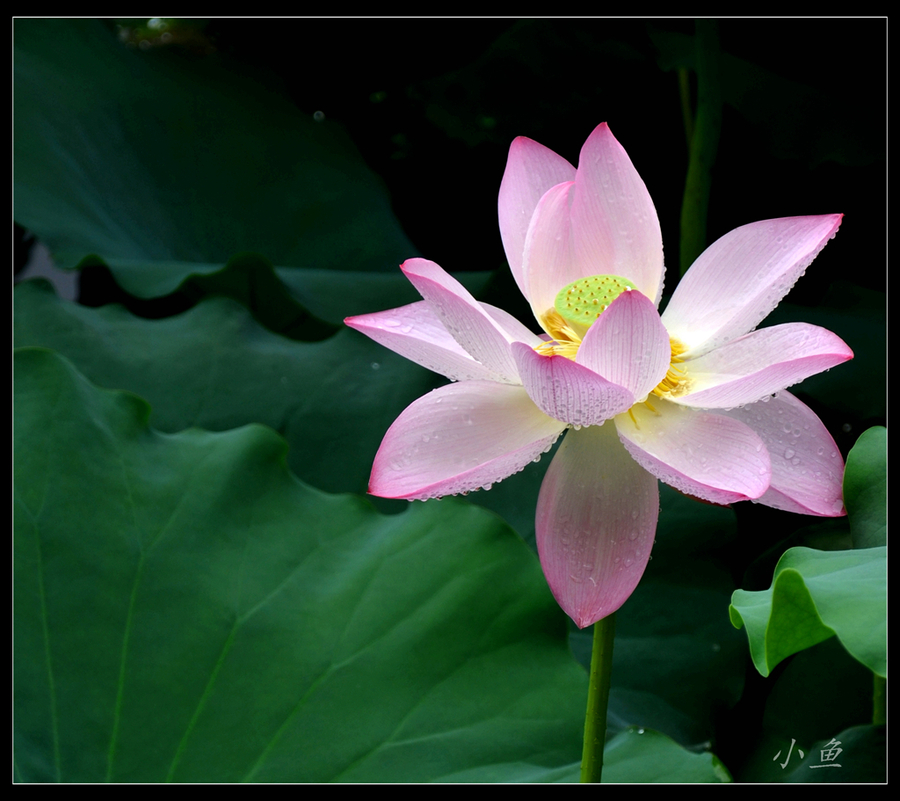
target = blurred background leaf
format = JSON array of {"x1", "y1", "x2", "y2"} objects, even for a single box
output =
[
  {"x1": 14, "y1": 18, "x2": 417, "y2": 298},
  {"x1": 843, "y1": 427, "x2": 887, "y2": 549}
]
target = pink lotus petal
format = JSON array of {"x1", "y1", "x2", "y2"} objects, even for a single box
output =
[
  {"x1": 662, "y1": 215, "x2": 843, "y2": 356},
  {"x1": 577, "y1": 289, "x2": 671, "y2": 401},
  {"x1": 616, "y1": 400, "x2": 771, "y2": 504},
  {"x1": 401, "y1": 258, "x2": 524, "y2": 384},
  {"x1": 672, "y1": 323, "x2": 854, "y2": 409},
  {"x1": 345, "y1": 302, "x2": 506, "y2": 382},
  {"x1": 719, "y1": 391, "x2": 847, "y2": 516},
  {"x1": 481, "y1": 303, "x2": 545, "y2": 348},
  {"x1": 521, "y1": 181, "x2": 578, "y2": 317},
  {"x1": 536, "y1": 424, "x2": 659, "y2": 628},
  {"x1": 370, "y1": 381, "x2": 565, "y2": 500},
  {"x1": 498, "y1": 136, "x2": 576, "y2": 298},
  {"x1": 570, "y1": 123, "x2": 665, "y2": 305},
  {"x1": 511, "y1": 342, "x2": 634, "y2": 427}
]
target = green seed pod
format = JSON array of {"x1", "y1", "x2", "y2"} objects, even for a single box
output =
[{"x1": 553, "y1": 274, "x2": 637, "y2": 333}]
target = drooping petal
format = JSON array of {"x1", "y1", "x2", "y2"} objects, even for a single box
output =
[
  {"x1": 570, "y1": 123, "x2": 665, "y2": 305},
  {"x1": 670, "y1": 323, "x2": 854, "y2": 409},
  {"x1": 520, "y1": 181, "x2": 578, "y2": 318},
  {"x1": 719, "y1": 391, "x2": 847, "y2": 516},
  {"x1": 401, "y1": 258, "x2": 534, "y2": 384},
  {"x1": 498, "y1": 135, "x2": 576, "y2": 297},
  {"x1": 616, "y1": 400, "x2": 771, "y2": 504},
  {"x1": 511, "y1": 342, "x2": 634, "y2": 427},
  {"x1": 662, "y1": 214, "x2": 843, "y2": 356},
  {"x1": 345, "y1": 301, "x2": 506, "y2": 382},
  {"x1": 536, "y1": 423, "x2": 659, "y2": 628},
  {"x1": 370, "y1": 381, "x2": 565, "y2": 500},
  {"x1": 576, "y1": 289, "x2": 671, "y2": 401}
]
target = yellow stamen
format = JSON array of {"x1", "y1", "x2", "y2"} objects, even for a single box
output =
[
  {"x1": 651, "y1": 338, "x2": 691, "y2": 399},
  {"x1": 535, "y1": 309, "x2": 583, "y2": 358}
]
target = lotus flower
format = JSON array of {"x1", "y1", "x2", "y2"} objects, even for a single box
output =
[{"x1": 345, "y1": 123, "x2": 852, "y2": 628}]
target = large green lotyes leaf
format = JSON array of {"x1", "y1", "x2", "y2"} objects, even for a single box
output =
[
  {"x1": 14, "y1": 19, "x2": 416, "y2": 297},
  {"x1": 729, "y1": 546, "x2": 886, "y2": 678},
  {"x1": 843, "y1": 427, "x2": 886, "y2": 549},
  {"x1": 15, "y1": 348, "x2": 731, "y2": 782}
]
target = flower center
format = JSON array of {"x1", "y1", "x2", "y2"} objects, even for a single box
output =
[
  {"x1": 535, "y1": 274, "x2": 636, "y2": 358},
  {"x1": 533, "y1": 273, "x2": 693, "y2": 401}
]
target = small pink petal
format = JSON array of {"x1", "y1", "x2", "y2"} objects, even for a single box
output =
[
  {"x1": 536, "y1": 423, "x2": 659, "y2": 628},
  {"x1": 662, "y1": 214, "x2": 843, "y2": 355},
  {"x1": 672, "y1": 323, "x2": 854, "y2": 409},
  {"x1": 401, "y1": 258, "x2": 527, "y2": 383},
  {"x1": 521, "y1": 181, "x2": 578, "y2": 317},
  {"x1": 616, "y1": 400, "x2": 771, "y2": 504},
  {"x1": 570, "y1": 123, "x2": 665, "y2": 305},
  {"x1": 370, "y1": 381, "x2": 565, "y2": 500},
  {"x1": 719, "y1": 391, "x2": 847, "y2": 516},
  {"x1": 345, "y1": 302, "x2": 506, "y2": 382},
  {"x1": 576, "y1": 290, "x2": 671, "y2": 401},
  {"x1": 498, "y1": 136, "x2": 576, "y2": 299},
  {"x1": 512, "y1": 342, "x2": 634, "y2": 427}
]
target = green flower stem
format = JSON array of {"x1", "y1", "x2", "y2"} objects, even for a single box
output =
[
  {"x1": 873, "y1": 674, "x2": 886, "y2": 725},
  {"x1": 679, "y1": 19, "x2": 722, "y2": 276},
  {"x1": 580, "y1": 612, "x2": 616, "y2": 783}
]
